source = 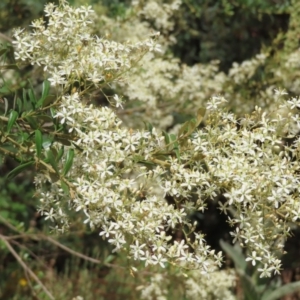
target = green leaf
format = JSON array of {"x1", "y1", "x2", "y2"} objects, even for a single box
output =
[
  {"x1": 19, "y1": 131, "x2": 30, "y2": 143},
  {"x1": 178, "y1": 107, "x2": 206, "y2": 139},
  {"x1": 41, "y1": 80, "x2": 50, "y2": 100},
  {"x1": 178, "y1": 120, "x2": 192, "y2": 139},
  {"x1": 62, "y1": 148, "x2": 74, "y2": 176},
  {"x1": 55, "y1": 136, "x2": 72, "y2": 146},
  {"x1": 144, "y1": 121, "x2": 153, "y2": 134},
  {"x1": 169, "y1": 133, "x2": 180, "y2": 160},
  {"x1": 24, "y1": 115, "x2": 38, "y2": 130},
  {"x1": 7, "y1": 110, "x2": 18, "y2": 133},
  {"x1": 56, "y1": 146, "x2": 64, "y2": 163},
  {"x1": 262, "y1": 282, "x2": 300, "y2": 300},
  {"x1": 196, "y1": 107, "x2": 206, "y2": 125},
  {"x1": 16, "y1": 97, "x2": 23, "y2": 113},
  {"x1": 49, "y1": 172, "x2": 60, "y2": 183},
  {"x1": 0, "y1": 85, "x2": 11, "y2": 96},
  {"x1": 220, "y1": 240, "x2": 260, "y2": 300},
  {"x1": 38, "y1": 115, "x2": 54, "y2": 127},
  {"x1": 163, "y1": 130, "x2": 170, "y2": 145},
  {"x1": 220, "y1": 240, "x2": 247, "y2": 271},
  {"x1": 22, "y1": 88, "x2": 27, "y2": 103},
  {"x1": 36, "y1": 80, "x2": 50, "y2": 108},
  {"x1": 35, "y1": 130, "x2": 43, "y2": 159},
  {"x1": 42, "y1": 94, "x2": 56, "y2": 108},
  {"x1": 0, "y1": 46, "x2": 8, "y2": 57},
  {"x1": 46, "y1": 149, "x2": 59, "y2": 174},
  {"x1": 42, "y1": 136, "x2": 54, "y2": 149},
  {"x1": 133, "y1": 155, "x2": 155, "y2": 166},
  {"x1": 104, "y1": 255, "x2": 115, "y2": 264},
  {"x1": 50, "y1": 107, "x2": 56, "y2": 118},
  {"x1": 22, "y1": 89, "x2": 33, "y2": 111},
  {"x1": 6, "y1": 160, "x2": 35, "y2": 180},
  {"x1": 28, "y1": 89, "x2": 36, "y2": 108},
  {"x1": 3, "y1": 97, "x2": 8, "y2": 116},
  {"x1": 60, "y1": 180, "x2": 70, "y2": 195}
]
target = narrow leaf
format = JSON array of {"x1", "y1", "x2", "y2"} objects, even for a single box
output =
[
  {"x1": 0, "y1": 47, "x2": 8, "y2": 57},
  {"x1": 56, "y1": 146, "x2": 64, "y2": 163},
  {"x1": 3, "y1": 97, "x2": 8, "y2": 116},
  {"x1": 162, "y1": 130, "x2": 170, "y2": 145},
  {"x1": 46, "y1": 149, "x2": 59, "y2": 174},
  {"x1": 62, "y1": 148, "x2": 74, "y2": 176},
  {"x1": 178, "y1": 120, "x2": 190, "y2": 138},
  {"x1": 41, "y1": 80, "x2": 50, "y2": 100},
  {"x1": 55, "y1": 136, "x2": 71, "y2": 146},
  {"x1": 22, "y1": 89, "x2": 32, "y2": 111},
  {"x1": 16, "y1": 97, "x2": 23, "y2": 113},
  {"x1": 144, "y1": 121, "x2": 153, "y2": 134},
  {"x1": 7, "y1": 110, "x2": 18, "y2": 133},
  {"x1": 35, "y1": 130, "x2": 43, "y2": 159},
  {"x1": 42, "y1": 94, "x2": 56, "y2": 107},
  {"x1": 42, "y1": 136, "x2": 54, "y2": 149},
  {"x1": 28, "y1": 89, "x2": 36, "y2": 108},
  {"x1": 169, "y1": 133, "x2": 178, "y2": 146},
  {"x1": 220, "y1": 240, "x2": 247, "y2": 271},
  {"x1": 24, "y1": 116, "x2": 38, "y2": 130},
  {"x1": 0, "y1": 85, "x2": 11, "y2": 95},
  {"x1": 170, "y1": 133, "x2": 180, "y2": 160},
  {"x1": 196, "y1": 107, "x2": 206, "y2": 126},
  {"x1": 36, "y1": 80, "x2": 50, "y2": 108},
  {"x1": 262, "y1": 282, "x2": 300, "y2": 300},
  {"x1": 60, "y1": 180, "x2": 70, "y2": 195},
  {"x1": 220, "y1": 240, "x2": 260, "y2": 299},
  {"x1": 133, "y1": 155, "x2": 155, "y2": 166},
  {"x1": 49, "y1": 172, "x2": 60, "y2": 183},
  {"x1": 22, "y1": 88, "x2": 27, "y2": 103},
  {"x1": 6, "y1": 160, "x2": 35, "y2": 180}
]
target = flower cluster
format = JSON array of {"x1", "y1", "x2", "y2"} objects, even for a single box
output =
[
  {"x1": 138, "y1": 267, "x2": 235, "y2": 300},
  {"x1": 35, "y1": 91, "x2": 220, "y2": 275},
  {"x1": 134, "y1": 0, "x2": 181, "y2": 32},
  {"x1": 14, "y1": 0, "x2": 300, "y2": 280},
  {"x1": 184, "y1": 268, "x2": 236, "y2": 300},
  {"x1": 12, "y1": 0, "x2": 160, "y2": 87}
]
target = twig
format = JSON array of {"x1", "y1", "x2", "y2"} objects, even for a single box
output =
[
  {"x1": 0, "y1": 214, "x2": 21, "y2": 233},
  {"x1": 10, "y1": 238, "x2": 48, "y2": 268},
  {"x1": 42, "y1": 235, "x2": 103, "y2": 265},
  {"x1": 0, "y1": 32, "x2": 13, "y2": 43},
  {"x1": 0, "y1": 214, "x2": 123, "y2": 269},
  {"x1": 0, "y1": 234, "x2": 55, "y2": 300},
  {"x1": 24, "y1": 270, "x2": 41, "y2": 300}
]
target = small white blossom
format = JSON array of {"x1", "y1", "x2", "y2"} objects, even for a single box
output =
[{"x1": 246, "y1": 251, "x2": 262, "y2": 266}]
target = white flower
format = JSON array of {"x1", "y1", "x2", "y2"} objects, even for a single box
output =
[
  {"x1": 246, "y1": 251, "x2": 262, "y2": 266},
  {"x1": 151, "y1": 254, "x2": 167, "y2": 268},
  {"x1": 130, "y1": 241, "x2": 146, "y2": 260}
]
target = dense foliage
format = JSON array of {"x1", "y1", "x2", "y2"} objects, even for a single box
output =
[{"x1": 2, "y1": 0, "x2": 300, "y2": 299}]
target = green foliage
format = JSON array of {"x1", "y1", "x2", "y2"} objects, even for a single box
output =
[
  {"x1": 0, "y1": 173, "x2": 34, "y2": 227},
  {"x1": 173, "y1": 0, "x2": 290, "y2": 70},
  {"x1": 221, "y1": 240, "x2": 300, "y2": 300},
  {"x1": 0, "y1": 0, "x2": 48, "y2": 31}
]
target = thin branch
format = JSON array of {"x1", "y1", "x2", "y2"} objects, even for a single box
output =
[
  {"x1": 0, "y1": 234, "x2": 55, "y2": 300},
  {"x1": 42, "y1": 235, "x2": 103, "y2": 265},
  {"x1": 0, "y1": 32, "x2": 13, "y2": 43},
  {"x1": 24, "y1": 270, "x2": 41, "y2": 300},
  {"x1": 10, "y1": 238, "x2": 49, "y2": 269},
  {"x1": 0, "y1": 214, "x2": 21, "y2": 233},
  {"x1": 0, "y1": 214, "x2": 124, "y2": 270}
]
